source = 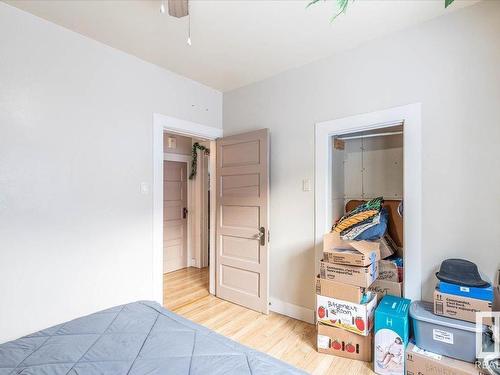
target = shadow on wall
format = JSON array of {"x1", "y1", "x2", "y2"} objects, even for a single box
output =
[{"x1": 278, "y1": 242, "x2": 316, "y2": 313}]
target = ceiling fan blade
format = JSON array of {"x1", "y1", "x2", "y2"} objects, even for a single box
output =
[{"x1": 168, "y1": 0, "x2": 189, "y2": 18}]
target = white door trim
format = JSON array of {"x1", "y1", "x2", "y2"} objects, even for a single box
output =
[
  {"x1": 154, "y1": 113, "x2": 222, "y2": 140},
  {"x1": 153, "y1": 113, "x2": 222, "y2": 304},
  {"x1": 163, "y1": 153, "x2": 191, "y2": 163},
  {"x1": 314, "y1": 103, "x2": 422, "y2": 301}
]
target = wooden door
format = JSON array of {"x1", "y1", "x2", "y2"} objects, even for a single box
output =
[
  {"x1": 163, "y1": 161, "x2": 188, "y2": 273},
  {"x1": 216, "y1": 129, "x2": 269, "y2": 313}
]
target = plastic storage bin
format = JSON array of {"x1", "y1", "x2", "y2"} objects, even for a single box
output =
[{"x1": 409, "y1": 301, "x2": 491, "y2": 363}]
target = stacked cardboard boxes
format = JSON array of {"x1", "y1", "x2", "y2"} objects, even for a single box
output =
[
  {"x1": 433, "y1": 282, "x2": 494, "y2": 325},
  {"x1": 369, "y1": 256, "x2": 403, "y2": 299},
  {"x1": 316, "y1": 232, "x2": 380, "y2": 362},
  {"x1": 431, "y1": 261, "x2": 495, "y2": 328},
  {"x1": 320, "y1": 231, "x2": 380, "y2": 288},
  {"x1": 405, "y1": 268, "x2": 500, "y2": 375}
]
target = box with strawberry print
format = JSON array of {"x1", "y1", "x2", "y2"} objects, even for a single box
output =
[
  {"x1": 316, "y1": 292, "x2": 378, "y2": 336},
  {"x1": 317, "y1": 324, "x2": 373, "y2": 362}
]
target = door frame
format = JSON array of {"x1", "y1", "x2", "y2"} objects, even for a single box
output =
[
  {"x1": 163, "y1": 155, "x2": 190, "y2": 273},
  {"x1": 153, "y1": 113, "x2": 223, "y2": 304},
  {"x1": 314, "y1": 103, "x2": 422, "y2": 301}
]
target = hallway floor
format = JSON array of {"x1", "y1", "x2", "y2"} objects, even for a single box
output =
[{"x1": 163, "y1": 267, "x2": 209, "y2": 310}]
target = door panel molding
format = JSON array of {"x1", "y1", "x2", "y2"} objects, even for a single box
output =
[
  {"x1": 216, "y1": 129, "x2": 269, "y2": 313},
  {"x1": 163, "y1": 160, "x2": 188, "y2": 274}
]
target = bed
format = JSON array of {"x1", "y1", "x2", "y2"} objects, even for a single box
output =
[{"x1": 0, "y1": 301, "x2": 307, "y2": 375}]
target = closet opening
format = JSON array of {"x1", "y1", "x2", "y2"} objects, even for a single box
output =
[
  {"x1": 314, "y1": 103, "x2": 422, "y2": 301},
  {"x1": 332, "y1": 124, "x2": 404, "y2": 296}
]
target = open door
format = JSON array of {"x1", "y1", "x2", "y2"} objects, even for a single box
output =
[
  {"x1": 215, "y1": 129, "x2": 269, "y2": 313},
  {"x1": 163, "y1": 161, "x2": 188, "y2": 273}
]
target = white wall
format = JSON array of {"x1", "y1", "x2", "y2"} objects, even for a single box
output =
[
  {"x1": 224, "y1": 1, "x2": 500, "y2": 313},
  {"x1": 0, "y1": 3, "x2": 222, "y2": 343}
]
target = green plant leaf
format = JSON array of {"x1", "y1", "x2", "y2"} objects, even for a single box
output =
[
  {"x1": 337, "y1": 0, "x2": 349, "y2": 13},
  {"x1": 306, "y1": 0, "x2": 323, "y2": 9},
  {"x1": 330, "y1": 9, "x2": 344, "y2": 21},
  {"x1": 329, "y1": 0, "x2": 350, "y2": 21},
  {"x1": 308, "y1": 0, "x2": 453, "y2": 23}
]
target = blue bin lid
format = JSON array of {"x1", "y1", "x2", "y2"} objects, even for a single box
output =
[{"x1": 409, "y1": 301, "x2": 488, "y2": 333}]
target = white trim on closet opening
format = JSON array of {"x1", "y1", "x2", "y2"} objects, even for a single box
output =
[{"x1": 314, "y1": 103, "x2": 422, "y2": 301}]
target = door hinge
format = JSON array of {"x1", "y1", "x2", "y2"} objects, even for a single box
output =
[{"x1": 267, "y1": 230, "x2": 270, "y2": 243}]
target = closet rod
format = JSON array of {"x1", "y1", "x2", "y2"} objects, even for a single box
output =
[{"x1": 337, "y1": 131, "x2": 403, "y2": 141}]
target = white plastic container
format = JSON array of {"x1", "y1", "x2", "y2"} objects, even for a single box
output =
[{"x1": 409, "y1": 301, "x2": 491, "y2": 363}]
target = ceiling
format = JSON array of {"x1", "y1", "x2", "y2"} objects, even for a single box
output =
[{"x1": 4, "y1": 0, "x2": 477, "y2": 92}]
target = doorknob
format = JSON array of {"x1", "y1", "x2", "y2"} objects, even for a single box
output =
[
  {"x1": 257, "y1": 227, "x2": 265, "y2": 246},
  {"x1": 183, "y1": 207, "x2": 188, "y2": 219}
]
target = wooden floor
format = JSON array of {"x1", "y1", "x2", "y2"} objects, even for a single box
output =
[
  {"x1": 163, "y1": 267, "x2": 209, "y2": 310},
  {"x1": 164, "y1": 267, "x2": 375, "y2": 375}
]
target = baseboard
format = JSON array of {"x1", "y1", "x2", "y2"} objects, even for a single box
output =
[{"x1": 269, "y1": 297, "x2": 315, "y2": 324}]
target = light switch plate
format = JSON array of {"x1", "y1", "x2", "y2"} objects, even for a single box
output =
[
  {"x1": 167, "y1": 136, "x2": 177, "y2": 149},
  {"x1": 140, "y1": 182, "x2": 150, "y2": 195},
  {"x1": 302, "y1": 179, "x2": 311, "y2": 192}
]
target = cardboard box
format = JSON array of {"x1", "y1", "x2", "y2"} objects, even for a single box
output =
[
  {"x1": 405, "y1": 342, "x2": 482, "y2": 375},
  {"x1": 379, "y1": 237, "x2": 396, "y2": 259},
  {"x1": 323, "y1": 231, "x2": 380, "y2": 267},
  {"x1": 316, "y1": 293, "x2": 377, "y2": 336},
  {"x1": 438, "y1": 281, "x2": 494, "y2": 302},
  {"x1": 378, "y1": 260, "x2": 400, "y2": 282},
  {"x1": 317, "y1": 323, "x2": 373, "y2": 362},
  {"x1": 374, "y1": 295, "x2": 411, "y2": 375},
  {"x1": 434, "y1": 289, "x2": 493, "y2": 325},
  {"x1": 316, "y1": 275, "x2": 365, "y2": 304},
  {"x1": 319, "y1": 260, "x2": 378, "y2": 288},
  {"x1": 368, "y1": 279, "x2": 403, "y2": 300}
]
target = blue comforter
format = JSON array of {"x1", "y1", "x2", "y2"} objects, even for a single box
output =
[{"x1": 0, "y1": 301, "x2": 307, "y2": 374}]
